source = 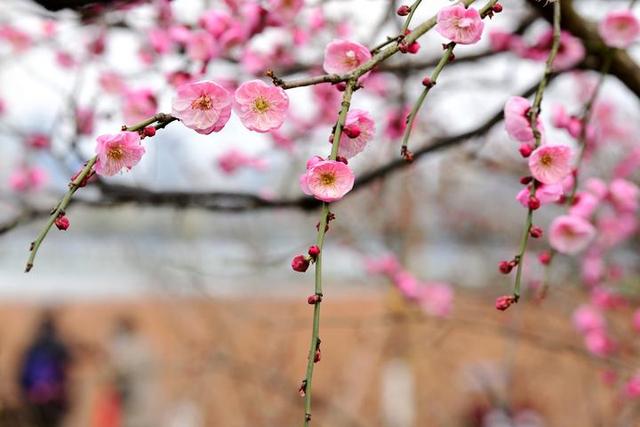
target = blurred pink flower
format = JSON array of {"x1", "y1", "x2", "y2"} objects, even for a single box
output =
[
  {"x1": 596, "y1": 214, "x2": 637, "y2": 248},
  {"x1": 99, "y1": 71, "x2": 127, "y2": 95},
  {"x1": 392, "y1": 270, "x2": 419, "y2": 299},
  {"x1": 569, "y1": 191, "x2": 599, "y2": 219},
  {"x1": 94, "y1": 132, "x2": 145, "y2": 176},
  {"x1": 122, "y1": 88, "x2": 157, "y2": 124},
  {"x1": 624, "y1": 374, "x2": 640, "y2": 398},
  {"x1": 572, "y1": 305, "x2": 605, "y2": 334},
  {"x1": 608, "y1": 178, "x2": 639, "y2": 213},
  {"x1": 186, "y1": 30, "x2": 218, "y2": 62},
  {"x1": 582, "y1": 249, "x2": 604, "y2": 286},
  {"x1": 528, "y1": 144, "x2": 573, "y2": 185},
  {"x1": 585, "y1": 178, "x2": 608, "y2": 200},
  {"x1": 521, "y1": 30, "x2": 585, "y2": 71},
  {"x1": 75, "y1": 107, "x2": 95, "y2": 135},
  {"x1": 234, "y1": 80, "x2": 289, "y2": 132},
  {"x1": 549, "y1": 215, "x2": 596, "y2": 255},
  {"x1": 584, "y1": 329, "x2": 615, "y2": 357},
  {"x1": 217, "y1": 149, "x2": 267, "y2": 175},
  {"x1": 172, "y1": 80, "x2": 232, "y2": 134},
  {"x1": 365, "y1": 254, "x2": 400, "y2": 276},
  {"x1": 435, "y1": 5, "x2": 484, "y2": 45},
  {"x1": 338, "y1": 109, "x2": 375, "y2": 158},
  {"x1": 632, "y1": 309, "x2": 640, "y2": 333},
  {"x1": 25, "y1": 133, "x2": 50, "y2": 150},
  {"x1": 598, "y1": 10, "x2": 640, "y2": 48},
  {"x1": 488, "y1": 29, "x2": 515, "y2": 51},
  {"x1": 300, "y1": 159, "x2": 355, "y2": 202},
  {"x1": 9, "y1": 166, "x2": 47, "y2": 192},
  {"x1": 323, "y1": 39, "x2": 372, "y2": 76},
  {"x1": 418, "y1": 282, "x2": 453, "y2": 317},
  {"x1": 312, "y1": 83, "x2": 341, "y2": 124},
  {"x1": 504, "y1": 96, "x2": 540, "y2": 143},
  {"x1": 516, "y1": 182, "x2": 563, "y2": 207},
  {"x1": 148, "y1": 28, "x2": 173, "y2": 54}
]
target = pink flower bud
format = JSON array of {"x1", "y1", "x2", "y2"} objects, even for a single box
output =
[
  {"x1": 519, "y1": 143, "x2": 534, "y2": 158},
  {"x1": 538, "y1": 250, "x2": 552, "y2": 265},
  {"x1": 307, "y1": 294, "x2": 322, "y2": 305},
  {"x1": 492, "y1": 3, "x2": 503, "y2": 13},
  {"x1": 54, "y1": 215, "x2": 70, "y2": 231},
  {"x1": 397, "y1": 5, "x2": 410, "y2": 16},
  {"x1": 520, "y1": 176, "x2": 533, "y2": 185},
  {"x1": 530, "y1": 226, "x2": 543, "y2": 238},
  {"x1": 422, "y1": 76, "x2": 434, "y2": 87},
  {"x1": 498, "y1": 260, "x2": 513, "y2": 274},
  {"x1": 143, "y1": 126, "x2": 156, "y2": 137},
  {"x1": 291, "y1": 255, "x2": 310, "y2": 272},
  {"x1": 308, "y1": 245, "x2": 321, "y2": 259},
  {"x1": 528, "y1": 196, "x2": 541, "y2": 210},
  {"x1": 495, "y1": 295, "x2": 516, "y2": 311},
  {"x1": 343, "y1": 124, "x2": 361, "y2": 139}
]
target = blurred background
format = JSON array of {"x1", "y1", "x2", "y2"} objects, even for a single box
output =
[{"x1": 1, "y1": 0, "x2": 639, "y2": 426}]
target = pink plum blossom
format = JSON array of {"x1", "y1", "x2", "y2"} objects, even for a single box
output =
[
  {"x1": 186, "y1": 30, "x2": 218, "y2": 62},
  {"x1": 608, "y1": 178, "x2": 639, "y2": 213},
  {"x1": 122, "y1": 88, "x2": 157, "y2": 124},
  {"x1": 418, "y1": 282, "x2": 453, "y2": 317},
  {"x1": 322, "y1": 39, "x2": 372, "y2": 76},
  {"x1": 598, "y1": 10, "x2": 640, "y2": 49},
  {"x1": 625, "y1": 374, "x2": 640, "y2": 399},
  {"x1": 596, "y1": 214, "x2": 637, "y2": 248},
  {"x1": 488, "y1": 29, "x2": 515, "y2": 52},
  {"x1": 75, "y1": 107, "x2": 94, "y2": 135},
  {"x1": 233, "y1": 80, "x2": 289, "y2": 133},
  {"x1": 172, "y1": 81, "x2": 232, "y2": 134},
  {"x1": 94, "y1": 132, "x2": 145, "y2": 177},
  {"x1": 528, "y1": 144, "x2": 573, "y2": 185},
  {"x1": 312, "y1": 83, "x2": 341, "y2": 124},
  {"x1": 585, "y1": 178, "x2": 608, "y2": 200},
  {"x1": 299, "y1": 159, "x2": 355, "y2": 202},
  {"x1": 521, "y1": 30, "x2": 585, "y2": 71},
  {"x1": 569, "y1": 191, "x2": 599, "y2": 218},
  {"x1": 582, "y1": 249, "x2": 605, "y2": 286},
  {"x1": 217, "y1": 149, "x2": 267, "y2": 175},
  {"x1": 572, "y1": 305, "x2": 605, "y2": 334},
  {"x1": 365, "y1": 254, "x2": 400, "y2": 276},
  {"x1": 549, "y1": 215, "x2": 596, "y2": 255},
  {"x1": 584, "y1": 329, "x2": 615, "y2": 357},
  {"x1": 338, "y1": 109, "x2": 375, "y2": 158},
  {"x1": 504, "y1": 96, "x2": 541, "y2": 143},
  {"x1": 516, "y1": 183, "x2": 563, "y2": 207},
  {"x1": 435, "y1": 5, "x2": 484, "y2": 45},
  {"x1": 9, "y1": 166, "x2": 47, "y2": 192},
  {"x1": 99, "y1": 71, "x2": 127, "y2": 95},
  {"x1": 393, "y1": 270, "x2": 420, "y2": 299}
]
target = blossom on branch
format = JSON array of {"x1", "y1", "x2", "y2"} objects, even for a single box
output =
[
  {"x1": 172, "y1": 80, "x2": 232, "y2": 134},
  {"x1": 435, "y1": 5, "x2": 484, "y2": 45},
  {"x1": 233, "y1": 80, "x2": 289, "y2": 133},
  {"x1": 94, "y1": 132, "x2": 146, "y2": 177},
  {"x1": 300, "y1": 159, "x2": 355, "y2": 202}
]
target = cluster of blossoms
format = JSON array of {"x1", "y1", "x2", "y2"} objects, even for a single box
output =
[{"x1": 366, "y1": 255, "x2": 454, "y2": 317}]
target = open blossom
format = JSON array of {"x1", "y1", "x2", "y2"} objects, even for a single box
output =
[
  {"x1": 608, "y1": 178, "x2": 639, "y2": 213},
  {"x1": 436, "y1": 5, "x2": 484, "y2": 45},
  {"x1": 418, "y1": 282, "x2": 453, "y2": 317},
  {"x1": 338, "y1": 109, "x2": 375, "y2": 158},
  {"x1": 122, "y1": 88, "x2": 157, "y2": 124},
  {"x1": 300, "y1": 159, "x2": 355, "y2": 202},
  {"x1": 186, "y1": 30, "x2": 218, "y2": 62},
  {"x1": 172, "y1": 81, "x2": 232, "y2": 134},
  {"x1": 528, "y1": 144, "x2": 573, "y2": 185},
  {"x1": 322, "y1": 40, "x2": 372, "y2": 76},
  {"x1": 549, "y1": 215, "x2": 596, "y2": 255},
  {"x1": 504, "y1": 97, "x2": 542, "y2": 143},
  {"x1": 516, "y1": 182, "x2": 563, "y2": 207},
  {"x1": 94, "y1": 132, "x2": 145, "y2": 176},
  {"x1": 598, "y1": 10, "x2": 640, "y2": 48},
  {"x1": 9, "y1": 166, "x2": 47, "y2": 192},
  {"x1": 234, "y1": 80, "x2": 289, "y2": 132}
]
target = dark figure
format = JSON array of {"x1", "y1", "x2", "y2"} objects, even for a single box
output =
[{"x1": 18, "y1": 313, "x2": 71, "y2": 427}]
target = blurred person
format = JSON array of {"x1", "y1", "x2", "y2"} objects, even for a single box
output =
[
  {"x1": 18, "y1": 311, "x2": 71, "y2": 427},
  {"x1": 102, "y1": 316, "x2": 158, "y2": 427}
]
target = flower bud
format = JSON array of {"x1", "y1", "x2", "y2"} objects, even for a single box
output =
[
  {"x1": 520, "y1": 176, "x2": 533, "y2": 185},
  {"x1": 343, "y1": 124, "x2": 361, "y2": 139},
  {"x1": 291, "y1": 255, "x2": 310, "y2": 272},
  {"x1": 422, "y1": 76, "x2": 434, "y2": 87},
  {"x1": 538, "y1": 251, "x2": 552, "y2": 265},
  {"x1": 495, "y1": 295, "x2": 516, "y2": 311},
  {"x1": 528, "y1": 196, "x2": 541, "y2": 210},
  {"x1": 397, "y1": 5, "x2": 410, "y2": 16},
  {"x1": 307, "y1": 294, "x2": 322, "y2": 305},
  {"x1": 335, "y1": 82, "x2": 347, "y2": 91},
  {"x1": 519, "y1": 143, "x2": 534, "y2": 158},
  {"x1": 498, "y1": 260, "x2": 513, "y2": 274},
  {"x1": 54, "y1": 215, "x2": 70, "y2": 231},
  {"x1": 492, "y1": 3, "x2": 503, "y2": 13},
  {"x1": 530, "y1": 226, "x2": 543, "y2": 238},
  {"x1": 143, "y1": 126, "x2": 156, "y2": 137},
  {"x1": 308, "y1": 245, "x2": 321, "y2": 259}
]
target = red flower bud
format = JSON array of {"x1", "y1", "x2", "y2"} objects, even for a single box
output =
[
  {"x1": 343, "y1": 124, "x2": 361, "y2": 139},
  {"x1": 422, "y1": 76, "x2": 434, "y2": 87},
  {"x1": 291, "y1": 255, "x2": 310, "y2": 272},
  {"x1": 495, "y1": 295, "x2": 516, "y2": 311},
  {"x1": 307, "y1": 294, "x2": 322, "y2": 305},
  {"x1": 54, "y1": 215, "x2": 70, "y2": 231},
  {"x1": 143, "y1": 126, "x2": 156, "y2": 137},
  {"x1": 498, "y1": 260, "x2": 513, "y2": 274},
  {"x1": 528, "y1": 196, "x2": 541, "y2": 210},
  {"x1": 519, "y1": 143, "x2": 534, "y2": 158},
  {"x1": 538, "y1": 251, "x2": 552, "y2": 265},
  {"x1": 396, "y1": 5, "x2": 410, "y2": 16},
  {"x1": 520, "y1": 176, "x2": 533, "y2": 185},
  {"x1": 335, "y1": 82, "x2": 347, "y2": 91},
  {"x1": 308, "y1": 245, "x2": 321, "y2": 259},
  {"x1": 492, "y1": 3, "x2": 503, "y2": 13},
  {"x1": 314, "y1": 349, "x2": 321, "y2": 363},
  {"x1": 530, "y1": 226, "x2": 543, "y2": 238},
  {"x1": 406, "y1": 41, "x2": 420, "y2": 54},
  {"x1": 335, "y1": 156, "x2": 349, "y2": 164}
]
